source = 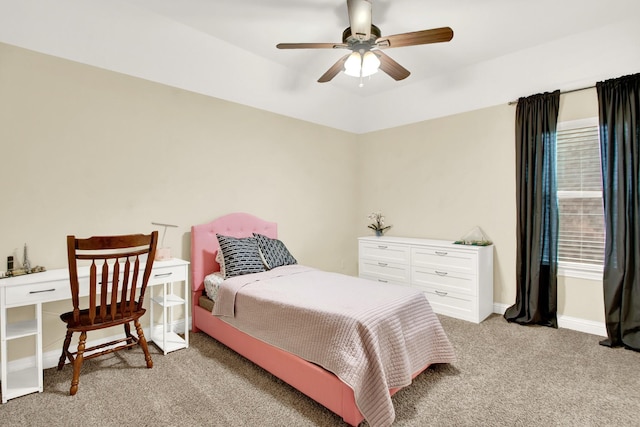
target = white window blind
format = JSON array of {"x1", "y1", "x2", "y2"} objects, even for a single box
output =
[{"x1": 556, "y1": 118, "x2": 604, "y2": 267}]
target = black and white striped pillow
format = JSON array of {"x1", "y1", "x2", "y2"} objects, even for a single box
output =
[
  {"x1": 253, "y1": 233, "x2": 297, "y2": 269},
  {"x1": 216, "y1": 234, "x2": 265, "y2": 278}
]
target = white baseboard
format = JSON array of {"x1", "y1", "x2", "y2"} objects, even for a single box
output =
[{"x1": 493, "y1": 303, "x2": 607, "y2": 337}]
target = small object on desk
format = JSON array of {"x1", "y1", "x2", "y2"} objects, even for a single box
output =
[
  {"x1": 23, "y1": 243, "x2": 31, "y2": 273},
  {"x1": 9, "y1": 268, "x2": 27, "y2": 276},
  {"x1": 3, "y1": 244, "x2": 46, "y2": 276},
  {"x1": 2, "y1": 265, "x2": 46, "y2": 277},
  {"x1": 151, "y1": 222, "x2": 178, "y2": 261},
  {"x1": 155, "y1": 247, "x2": 171, "y2": 261}
]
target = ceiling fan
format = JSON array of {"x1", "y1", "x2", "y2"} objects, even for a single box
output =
[{"x1": 276, "y1": 0, "x2": 453, "y2": 85}]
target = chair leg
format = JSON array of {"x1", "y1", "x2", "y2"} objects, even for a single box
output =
[
  {"x1": 70, "y1": 331, "x2": 87, "y2": 396},
  {"x1": 58, "y1": 330, "x2": 73, "y2": 370},
  {"x1": 134, "y1": 320, "x2": 153, "y2": 369},
  {"x1": 124, "y1": 322, "x2": 133, "y2": 348}
]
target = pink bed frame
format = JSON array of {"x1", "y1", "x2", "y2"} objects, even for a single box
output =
[{"x1": 190, "y1": 213, "x2": 420, "y2": 426}]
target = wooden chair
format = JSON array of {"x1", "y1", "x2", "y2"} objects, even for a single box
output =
[{"x1": 57, "y1": 231, "x2": 158, "y2": 395}]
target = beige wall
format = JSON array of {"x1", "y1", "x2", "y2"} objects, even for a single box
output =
[
  {"x1": 0, "y1": 43, "x2": 360, "y2": 357},
  {"x1": 357, "y1": 88, "x2": 605, "y2": 323}
]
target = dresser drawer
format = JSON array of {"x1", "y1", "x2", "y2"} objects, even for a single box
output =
[
  {"x1": 422, "y1": 287, "x2": 477, "y2": 321},
  {"x1": 359, "y1": 259, "x2": 410, "y2": 285},
  {"x1": 360, "y1": 274, "x2": 411, "y2": 288},
  {"x1": 149, "y1": 263, "x2": 187, "y2": 286},
  {"x1": 411, "y1": 247, "x2": 477, "y2": 274},
  {"x1": 4, "y1": 281, "x2": 71, "y2": 306},
  {"x1": 412, "y1": 267, "x2": 477, "y2": 295},
  {"x1": 359, "y1": 242, "x2": 410, "y2": 264}
]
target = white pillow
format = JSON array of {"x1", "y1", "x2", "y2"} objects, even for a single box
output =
[{"x1": 203, "y1": 272, "x2": 225, "y2": 302}]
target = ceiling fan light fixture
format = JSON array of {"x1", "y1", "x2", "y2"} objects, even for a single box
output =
[
  {"x1": 343, "y1": 50, "x2": 380, "y2": 79},
  {"x1": 344, "y1": 51, "x2": 362, "y2": 77},
  {"x1": 361, "y1": 51, "x2": 380, "y2": 77}
]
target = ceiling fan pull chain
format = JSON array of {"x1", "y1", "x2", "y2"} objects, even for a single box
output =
[{"x1": 359, "y1": 53, "x2": 364, "y2": 87}]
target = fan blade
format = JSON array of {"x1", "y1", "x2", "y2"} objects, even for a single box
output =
[
  {"x1": 375, "y1": 51, "x2": 410, "y2": 81},
  {"x1": 318, "y1": 54, "x2": 350, "y2": 83},
  {"x1": 277, "y1": 42, "x2": 347, "y2": 49},
  {"x1": 376, "y1": 27, "x2": 454, "y2": 49},
  {"x1": 347, "y1": 0, "x2": 372, "y2": 40}
]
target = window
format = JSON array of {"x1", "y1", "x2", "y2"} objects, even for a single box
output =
[{"x1": 556, "y1": 118, "x2": 604, "y2": 279}]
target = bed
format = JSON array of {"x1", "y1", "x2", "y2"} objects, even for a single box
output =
[{"x1": 190, "y1": 213, "x2": 456, "y2": 427}]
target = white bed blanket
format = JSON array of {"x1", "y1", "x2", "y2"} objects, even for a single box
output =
[{"x1": 214, "y1": 265, "x2": 456, "y2": 427}]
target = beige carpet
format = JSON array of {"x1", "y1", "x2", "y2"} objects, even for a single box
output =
[{"x1": 1, "y1": 314, "x2": 639, "y2": 426}]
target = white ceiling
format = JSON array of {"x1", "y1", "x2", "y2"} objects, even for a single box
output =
[{"x1": 1, "y1": 0, "x2": 639, "y2": 133}]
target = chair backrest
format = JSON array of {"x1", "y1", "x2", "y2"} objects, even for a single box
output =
[{"x1": 66, "y1": 232, "x2": 158, "y2": 325}]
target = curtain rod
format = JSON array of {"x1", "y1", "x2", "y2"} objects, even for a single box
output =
[{"x1": 507, "y1": 85, "x2": 595, "y2": 105}]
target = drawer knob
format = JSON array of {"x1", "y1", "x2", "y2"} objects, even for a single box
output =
[
  {"x1": 435, "y1": 271, "x2": 448, "y2": 276},
  {"x1": 435, "y1": 290, "x2": 448, "y2": 297},
  {"x1": 435, "y1": 251, "x2": 448, "y2": 256},
  {"x1": 377, "y1": 245, "x2": 388, "y2": 249},
  {"x1": 29, "y1": 288, "x2": 56, "y2": 294},
  {"x1": 378, "y1": 262, "x2": 388, "y2": 267},
  {"x1": 377, "y1": 279, "x2": 388, "y2": 283}
]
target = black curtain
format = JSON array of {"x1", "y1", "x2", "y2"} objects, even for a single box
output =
[
  {"x1": 597, "y1": 73, "x2": 640, "y2": 350},
  {"x1": 505, "y1": 90, "x2": 560, "y2": 328}
]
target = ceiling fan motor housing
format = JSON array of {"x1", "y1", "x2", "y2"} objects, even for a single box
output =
[{"x1": 342, "y1": 24, "x2": 381, "y2": 47}]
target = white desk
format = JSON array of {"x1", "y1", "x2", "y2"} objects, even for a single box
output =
[{"x1": 0, "y1": 258, "x2": 189, "y2": 403}]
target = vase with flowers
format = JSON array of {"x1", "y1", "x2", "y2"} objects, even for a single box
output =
[{"x1": 367, "y1": 212, "x2": 391, "y2": 237}]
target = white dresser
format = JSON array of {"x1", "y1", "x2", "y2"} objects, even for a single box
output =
[{"x1": 359, "y1": 236, "x2": 493, "y2": 323}]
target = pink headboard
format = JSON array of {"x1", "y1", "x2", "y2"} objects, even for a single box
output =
[{"x1": 190, "y1": 212, "x2": 278, "y2": 295}]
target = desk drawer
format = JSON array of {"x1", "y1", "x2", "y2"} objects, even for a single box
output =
[
  {"x1": 149, "y1": 264, "x2": 187, "y2": 286},
  {"x1": 4, "y1": 282, "x2": 71, "y2": 306}
]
